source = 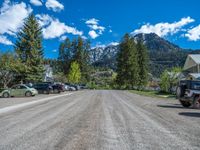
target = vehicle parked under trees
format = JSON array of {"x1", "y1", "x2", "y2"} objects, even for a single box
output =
[{"x1": 0, "y1": 84, "x2": 38, "y2": 98}]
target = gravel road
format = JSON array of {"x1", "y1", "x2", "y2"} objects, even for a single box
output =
[{"x1": 0, "y1": 90, "x2": 200, "y2": 150}]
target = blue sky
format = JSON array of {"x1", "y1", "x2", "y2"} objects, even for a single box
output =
[{"x1": 0, "y1": 0, "x2": 200, "y2": 58}]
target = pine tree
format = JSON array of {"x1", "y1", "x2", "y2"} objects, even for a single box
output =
[
  {"x1": 58, "y1": 38, "x2": 72, "y2": 74},
  {"x1": 116, "y1": 34, "x2": 139, "y2": 89},
  {"x1": 57, "y1": 37, "x2": 91, "y2": 83},
  {"x1": 136, "y1": 40, "x2": 149, "y2": 90},
  {"x1": 15, "y1": 14, "x2": 44, "y2": 83},
  {"x1": 72, "y1": 37, "x2": 91, "y2": 82}
]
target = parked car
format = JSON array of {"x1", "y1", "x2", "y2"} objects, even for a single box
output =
[
  {"x1": 52, "y1": 84, "x2": 64, "y2": 93},
  {"x1": 1, "y1": 84, "x2": 38, "y2": 98},
  {"x1": 0, "y1": 88, "x2": 10, "y2": 98},
  {"x1": 65, "y1": 84, "x2": 76, "y2": 91},
  {"x1": 65, "y1": 83, "x2": 80, "y2": 91},
  {"x1": 176, "y1": 80, "x2": 200, "y2": 108},
  {"x1": 64, "y1": 84, "x2": 70, "y2": 91},
  {"x1": 33, "y1": 83, "x2": 53, "y2": 94},
  {"x1": 79, "y1": 84, "x2": 87, "y2": 89}
]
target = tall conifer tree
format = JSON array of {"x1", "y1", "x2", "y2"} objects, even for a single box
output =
[
  {"x1": 136, "y1": 40, "x2": 149, "y2": 89},
  {"x1": 15, "y1": 14, "x2": 44, "y2": 82},
  {"x1": 116, "y1": 33, "x2": 139, "y2": 89}
]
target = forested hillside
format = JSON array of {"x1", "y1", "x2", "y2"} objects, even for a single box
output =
[{"x1": 90, "y1": 33, "x2": 200, "y2": 77}]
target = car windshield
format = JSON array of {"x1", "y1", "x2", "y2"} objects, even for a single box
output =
[{"x1": 191, "y1": 82, "x2": 200, "y2": 90}]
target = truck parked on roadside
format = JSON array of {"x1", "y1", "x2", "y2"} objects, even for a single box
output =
[{"x1": 176, "y1": 80, "x2": 200, "y2": 109}]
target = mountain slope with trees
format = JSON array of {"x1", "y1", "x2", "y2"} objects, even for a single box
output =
[{"x1": 90, "y1": 33, "x2": 200, "y2": 77}]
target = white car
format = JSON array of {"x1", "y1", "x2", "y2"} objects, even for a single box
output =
[{"x1": 65, "y1": 85, "x2": 76, "y2": 91}]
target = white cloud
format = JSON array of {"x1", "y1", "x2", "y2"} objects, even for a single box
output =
[
  {"x1": 45, "y1": 0, "x2": 64, "y2": 12},
  {"x1": 59, "y1": 35, "x2": 67, "y2": 41},
  {"x1": 88, "y1": 24, "x2": 105, "y2": 33},
  {"x1": 42, "y1": 19, "x2": 83, "y2": 39},
  {"x1": 108, "y1": 42, "x2": 119, "y2": 46},
  {"x1": 30, "y1": 0, "x2": 42, "y2": 6},
  {"x1": 132, "y1": 17, "x2": 195, "y2": 37},
  {"x1": 36, "y1": 14, "x2": 53, "y2": 27},
  {"x1": 185, "y1": 25, "x2": 200, "y2": 41},
  {"x1": 81, "y1": 35, "x2": 87, "y2": 40},
  {"x1": 85, "y1": 18, "x2": 99, "y2": 25},
  {"x1": 88, "y1": 30, "x2": 99, "y2": 39},
  {"x1": 0, "y1": 35, "x2": 13, "y2": 45},
  {"x1": 86, "y1": 18, "x2": 105, "y2": 39},
  {"x1": 0, "y1": 0, "x2": 32, "y2": 36},
  {"x1": 86, "y1": 18, "x2": 105, "y2": 32},
  {"x1": 0, "y1": 0, "x2": 32, "y2": 45},
  {"x1": 36, "y1": 14, "x2": 83, "y2": 39}
]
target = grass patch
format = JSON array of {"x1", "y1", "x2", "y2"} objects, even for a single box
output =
[{"x1": 129, "y1": 90, "x2": 176, "y2": 99}]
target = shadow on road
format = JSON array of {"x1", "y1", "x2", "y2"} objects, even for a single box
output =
[
  {"x1": 179, "y1": 112, "x2": 200, "y2": 118},
  {"x1": 157, "y1": 104, "x2": 187, "y2": 109}
]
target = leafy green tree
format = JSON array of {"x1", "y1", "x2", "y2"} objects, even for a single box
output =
[
  {"x1": 68, "y1": 61, "x2": 81, "y2": 84},
  {"x1": 136, "y1": 40, "x2": 149, "y2": 90},
  {"x1": 160, "y1": 70, "x2": 170, "y2": 93},
  {"x1": 160, "y1": 67, "x2": 182, "y2": 93},
  {"x1": 15, "y1": 14, "x2": 44, "y2": 83},
  {"x1": 0, "y1": 52, "x2": 25, "y2": 88},
  {"x1": 116, "y1": 33, "x2": 139, "y2": 89}
]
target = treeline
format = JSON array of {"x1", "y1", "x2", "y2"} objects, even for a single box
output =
[
  {"x1": 116, "y1": 34, "x2": 149, "y2": 90},
  {"x1": 55, "y1": 37, "x2": 91, "y2": 83},
  {"x1": 149, "y1": 51, "x2": 187, "y2": 77},
  {"x1": 0, "y1": 14, "x2": 149, "y2": 90}
]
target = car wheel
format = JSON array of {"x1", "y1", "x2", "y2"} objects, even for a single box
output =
[
  {"x1": 43, "y1": 90, "x2": 47, "y2": 94},
  {"x1": 193, "y1": 96, "x2": 200, "y2": 109},
  {"x1": 47, "y1": 90, "x2": 50, "y2": 94},
  {"x1": 25, "y1": 91, "x2": 32, "y2": 97},
  {"x1": 54, "y1": 89, "x2": 59, "y2": 93},
  {"x1": 176, "y1": 86, "x2": 184, "y2": 98},
  {"x1": 179, "y1": 100, "x2": 191, "y2": 108},
  {"x1": 2, "y1": 92, "x2": 10, "y2": 98}
]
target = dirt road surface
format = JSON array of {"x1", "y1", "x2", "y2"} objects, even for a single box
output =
[{"x1": 0, "y1": 90, "x2": 200, "y2": 150}]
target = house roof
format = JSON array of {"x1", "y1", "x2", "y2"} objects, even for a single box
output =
[
  {"x1": 189, "y1": 55, "x2": 200, "y2": 64},
  {"x1": 184, "y1": 54, "x2": 200, "y2": 70},
  {"x1": 189, "y1": 73, "x2": 200, "y2": 80}
]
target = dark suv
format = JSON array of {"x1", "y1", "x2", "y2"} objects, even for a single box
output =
[
  {"x1": 33, "y1": 83, "x2": 53, "y2": 94},
  {"x1": 52, "y1": 83, "x2": 65, "y2": 93},
  {"x1": 176, "y1": 80, "x2": 200, "y2": 108}
]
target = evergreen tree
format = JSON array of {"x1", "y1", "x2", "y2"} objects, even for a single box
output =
[
  {"x1": 116, "y1": 34, "x2": 139, "y2": 89},
  {"x1": 136, "y1": 40, "x2": 149, "y2": 90},
  {"x1": 68, "y1": 61, "x2": 81, "y2": 84},
  {"x1": 58, "y1": 38, "x2": 72, "y2": 74},
  {"x1": 15, "y1": 14, "x2": 44, "y2": 83},
  {"x1": 72, "y1": 37, "x2": 91, "y2": 82},
  {"x1": 57, "y1": 36, "x2": 91, "y2": 83}
]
